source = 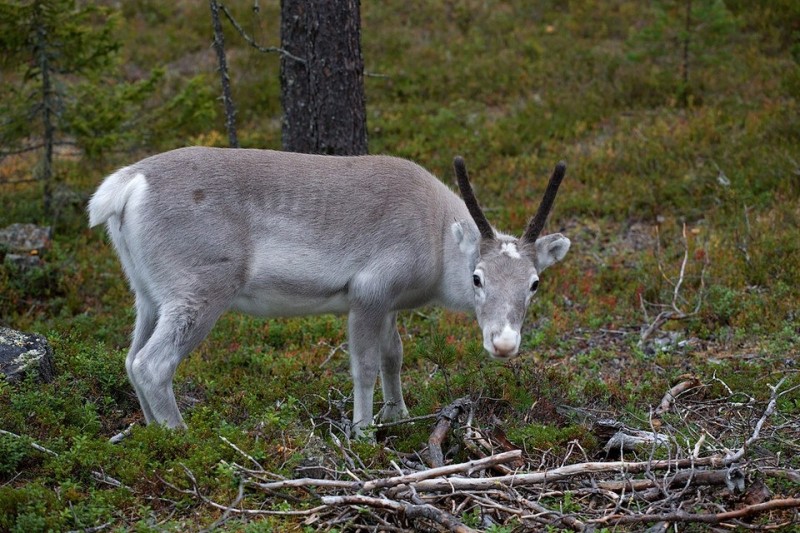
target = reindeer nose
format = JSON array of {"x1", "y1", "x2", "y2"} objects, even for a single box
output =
[{"x1": 491, "y1": 326, "x2": 520, "y2": 357}]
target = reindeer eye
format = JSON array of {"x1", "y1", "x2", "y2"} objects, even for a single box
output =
[
  {"x1": 530, "y1": 280, "x2": 539, "y2": 292},
  {"x1": 473, "y1": 274, "x2": 482, "y2": 288}
]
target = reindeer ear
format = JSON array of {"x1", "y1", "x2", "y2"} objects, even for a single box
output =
[
  {"x1": 531, "y1": 233, "x2": 570, "y2": 272},
  {"x1": 452, "y1": 220, "x2": 480, "y2": 259}
]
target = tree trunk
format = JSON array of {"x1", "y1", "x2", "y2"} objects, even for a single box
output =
[
  {"x1": 210, "y1": 0, "x2": 239, "y2": 148},
  {"x1": 280, "y1": 0, "x2": 367, "y2": 155},
  {"x1": 34, "y1": 8, "x2": 54, "y2": 217}
]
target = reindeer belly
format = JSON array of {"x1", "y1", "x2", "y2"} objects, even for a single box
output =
[
  {"x1": 231, "y1": 289, "x2": 350, "y2": 317},
  {"x1": 232, "y1": 248, "x2": 353, "y2": 317}
]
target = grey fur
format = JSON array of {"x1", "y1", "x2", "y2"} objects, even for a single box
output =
[{"x1": 88, "y1": 147, "x2": 570, "y2": 432}]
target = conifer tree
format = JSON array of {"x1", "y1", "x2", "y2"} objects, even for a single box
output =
[{"x1": 0, "y1": 0, "x2": 119, "y2": 215}]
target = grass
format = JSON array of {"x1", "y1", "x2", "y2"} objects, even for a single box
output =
[{"x1": 1, "y1": 0, "x2": 799, "y2": 530}]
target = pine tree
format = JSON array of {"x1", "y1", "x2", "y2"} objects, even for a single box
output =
[
  {"x1": 280, "y1": 0, "x2": 368, "y2": 155},
  {"x1": 0, "y1": 0, "x2": 119, "y2": 216}
]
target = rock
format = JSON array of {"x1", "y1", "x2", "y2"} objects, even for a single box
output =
[
  {"x1": 0, "y1": 223, "x2": 51, "y2": 253},
  {"x1": 0, "y1": 223, "x2": 51, "y2": 270},
  {"x1": 0, "y1": 327, "x2": 55, "y2": 383}
]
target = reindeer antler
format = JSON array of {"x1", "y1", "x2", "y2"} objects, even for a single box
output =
[
  {"x1": 522, "y1": 161, "x2": 566, "y2": 244},
  {"x1": 454, "y1": 156, "x2": 494, "y2": 241}
]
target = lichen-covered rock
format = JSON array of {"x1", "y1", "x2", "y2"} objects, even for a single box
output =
[
  {"x1": 0, "y1": 327, "x2": 55, "y2": 383},
  {"x1": 0, "y1": 223, "x2": 52, "y2": 253}
]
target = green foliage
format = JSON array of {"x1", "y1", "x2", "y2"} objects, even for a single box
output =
[
  {"x1": 507, "y1": 424, "x2": 594, "y2": 454},
  {"x1": 65, "y1": 70, "x2": 166, "y2": 159},
  {"x1": 0, "y1": 433, "x2": 30, "y2": 477},
  {"x1": 0, "y1": 0, "x2": 118, "y2": 74},
  {"x1": 0, "y1": 0, "x2": 120, "y2": 190}
]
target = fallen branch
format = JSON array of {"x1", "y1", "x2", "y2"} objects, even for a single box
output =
[
  {"x1": 460, "y1": 404, "x2": 518, "y2": 475},
  {"x1": 320, "y1": 494, "x2": 477, "y2": 533},
  {"x1": 428, "y1": 396, "x2": 471, "y2": 467},
  {"x1": 109, "y1": 423, "x2": 136, "y2": 444},
  {"x1": 640, "y1": 223, "x2": 708, "y2": 345},
  {"x1": 0, "y1": 428, "x2": 58, "y2": 456},
  {"x1": 398, "y1": 455, "x2": 728, "y2": 493},
  {"x1": 724, "y1": 376, "x2": 787, "y2": 465},
  {"x1": 1, "y1": 428, "x2": 129, "y2": 490},
  {"x1": 157, "y1": 379, "x2": 797, "y2": 531},
  {"x1": 592, "y1": 498, "x2": 800, "y2": 527},
  {"x1": 372, "y1": 412, "x2": 438, "y2": 430},
  {"x1": 163, "y1": 464, "x2": 325, "y2": 517},
  {"x1": 655, "y1": 376, "x2": 701, "y2": 415},
  {"x1": 518, "y1": 496, "x2": 586, "y2": 531},
  {"x1": 594, "y1": 468, "x2": 733, "y2": 500},
  {"x1": 603, "y1": 427, "x2": 669, "y2": 453},
  {"x1": 249, "y1": 450, "x2": 522, "y2": 493}
]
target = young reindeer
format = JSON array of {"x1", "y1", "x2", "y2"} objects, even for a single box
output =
[{"x1": 88, "y1": 148, "x2": 570, "y2": 433}]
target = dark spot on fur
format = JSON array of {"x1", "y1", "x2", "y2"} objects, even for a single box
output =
[{"x1": 193, "y1": 189, "x2": 205, "y2": 203}]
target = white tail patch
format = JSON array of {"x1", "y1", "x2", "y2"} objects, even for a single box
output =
[
  {"x1": 500, "y1": 242, "x2": 521, "y2": 259},
  {"x1": 88, "y1": 170, "x2": 148, "y2": 227}
]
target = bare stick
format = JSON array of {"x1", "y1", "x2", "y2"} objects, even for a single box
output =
[
  {"x1": 672, "y1": 223, "x2": 691, "y2": 312},
  {"x1": 320, "y1": 341, "x2": 348, "y2": 367},
  {"x1": 519, "y1": 497, "x2": 586, "y2": 531},
  {"x1": 399, "y1": 455, "x2": 728, "y2": 493},
  {"x1": 218, "y1": 2, "x2": 305, "y2": 63},
  {"x1": 655, "y1": 377, "x2": 702, "y2": 415},
  {"x1": 724, "y1": 376, "x2": 787, "y2": 465},
  {"x1": 320, "y1": 494, "x2": 478, "y2": 533},
  {"x1": 109, "y1": 423, "x2": 136, "y2": 444},
  {"x1": 640, "y1": 223, "x2": 708, "y2": 345},
  {"x1": 0, "y1": 429, "x2": 132, "y2": 490},
  {"x1": 372, "y1": 412, "x2": 438, "y2": 430},
  {"x1": 66, "y1": 521, "x2": 113, "y2": 533},
  {"x1": 166, "y1": 464, "x2": 326, "y2": 516},
  {"x1": 220, "y1": 435, "x2": 264, "y2": 471},
  {"x1": 250, "y1": 450, "x2": 522, "y2": 493},
  {"x1": 0, "y1": 428, "x2": 58, "y2": 456},
  {"x1": 428, "y1": 397, "x2": 470, "y2": 467},
  {"x1": 593, "y1": 469, "x2": 731, "y2": 495},
  {"x1": 592, "y1": 498, "x2": 800, "y2": 527}
]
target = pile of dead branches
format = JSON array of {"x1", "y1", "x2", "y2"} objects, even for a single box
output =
[{"x1": 169, "y1": 376, "x2": 799, "y2": 531}]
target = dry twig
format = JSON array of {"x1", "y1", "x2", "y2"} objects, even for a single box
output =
[{"x1": 640, "y1": 223, "x2": 708, "y2": 345}]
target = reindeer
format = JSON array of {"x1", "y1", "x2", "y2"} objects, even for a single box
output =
[{"x1": 88, "y1": 148, "x2": 570, "y2": 433}]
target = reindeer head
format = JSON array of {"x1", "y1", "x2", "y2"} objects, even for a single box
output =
[{"x1": 451, "y1": 157, "x2": 570, "y2": 360}]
